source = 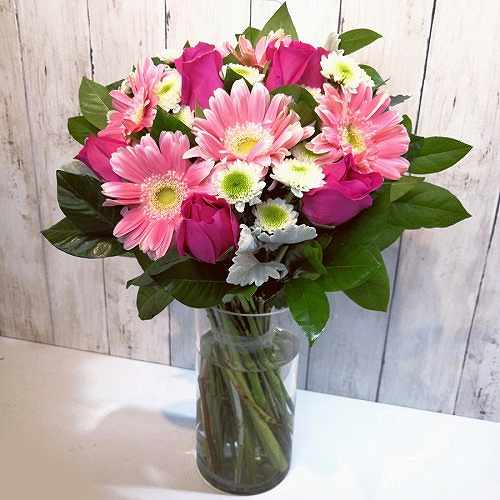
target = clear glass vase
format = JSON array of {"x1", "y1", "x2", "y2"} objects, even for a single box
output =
[{"x1": 196, "y1": 307, "x2": 300, "y2": 495}]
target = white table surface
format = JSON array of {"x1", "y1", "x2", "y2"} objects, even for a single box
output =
[{"x1": 1, "y1": 337, "x2": 499, "y2": 500}]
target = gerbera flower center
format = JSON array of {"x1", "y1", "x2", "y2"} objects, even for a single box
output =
[
  {"x1": 143, "y1": 173, "x2": 188, "y2": 219},
  {"x1": 342, "y1": 124, "x2": 366, "y2": 153},
  {"x1": 224, "y1": 123, "x2": 273, "y2": 158}
]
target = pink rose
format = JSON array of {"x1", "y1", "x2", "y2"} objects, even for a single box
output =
[
  {"x1": 175, "y1": 42, "x2": 223, "y2": 109},
  {"x1": 177, "y1": 193, "x2": 239, "y2": 264},
  {"x1": 265, "y1": 40, "x2": 328, "y2": 91},
  {"x1": 302, "y1": 155, "x2": 383, "y2": 226},
  {"x1": 75, "y1": 135, "x2": 125, "y2": 182}
]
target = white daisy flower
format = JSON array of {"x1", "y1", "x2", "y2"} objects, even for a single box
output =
[
  {"x1": 227, "y1": 253, "x2": 287, "y2": 287},
  {"x1": 360, "y1": 68, "x2": 375, "y2": 88},
  {"x1": 173, "y1": 105, "x2": 195, "y2": 128},
  {"x1": 256, "y1": 224, "x2": 317, "y2": 250},
  {"x1": 254, "y1": 198, "x2": 297, "y2": 233},
  {"x1": 154, "y1": 69, "x2": 182, "y2": 112},
  {"x1": 271, "y1": 158, "x2": 325, "y2": 198},
  {"x1": 222, "y1": 64, "x2": 265, "y2": 85},
  {"x1": 215, "y1": 160, "x2": 266, "y2": 212},
  {"x1": 320, "y1": 53, "x2": 363, "y2": 92}
]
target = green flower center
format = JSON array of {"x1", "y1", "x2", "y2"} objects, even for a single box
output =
[
  {"x1": 258, "y1": 204, "x2": 289, "y2": 231},
  {"x1": 221, "y1": 170, "x2": 253, "y2": 200},
  {"x1": 336, "y1": 62, "x2": 355, "y2": 83},
  {"x1": 342, "y1": 124, "x2": 366, "y2": 153},
  {"x1": 144, "y1": 174, "x2": 187, "y2": 219},
  {"x1": 156, "y1": 81, "x2": 173, "y2": 96},
  {"x1": 290, "y1": 163, "x2": 309, "y2": 174}
]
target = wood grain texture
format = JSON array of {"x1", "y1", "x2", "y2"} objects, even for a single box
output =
[
  {"x1": 378, "y1": 0, "x2": 500, "y2": 414},
  {"x1": 87, "y1": 0, "x2": 170, "y2": 363},
  {"x1": 0, "y1": 0, "x2": 52, "y2": 342},
  {"x1": 165, "y1": 0, "x2": 251, "y2": 370},
  {"x1": 305, "y1": 0, "x2": 434, "y2": 398},
  {"x1": 15, "y1": 0, "x2": 109, "y2": 353},
  {"x1": 455, "y1": 204, "x2": 500, "y2": 420}
]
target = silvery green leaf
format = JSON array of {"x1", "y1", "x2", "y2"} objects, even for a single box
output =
[
  {"x1": 257, "y1": 224, "x2": 317, "y2": 250},
  {"x1": 226, "y1": 253, "x2": 287, "y2": 287}
]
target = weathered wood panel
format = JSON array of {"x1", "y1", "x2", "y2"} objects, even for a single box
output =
[
  {"x1": 455, "y1": 201, "x2": 500, "y2": 421},
  {"x1": 88, "y1": 0, "x2": 170, "y2": 363},
  {"x1": 0, "y1": 0, "x2": 52, "y2": 342},
  {"x1": 305, "y1": 0, "x2": 435, "y2": 398},
  {"x1": 378, "y1": 0, "x2": 500, "y2": 413},
  {"x1": 15, "y1": 0, "x2": 109, "y2": 353},
  {"x1": 165, "y1": 0, "x2": 251, "y2": 370}
]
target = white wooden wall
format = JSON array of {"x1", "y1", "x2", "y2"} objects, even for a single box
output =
[{"x1": 1, "y1": 0, "x2": 499, "y2": 422}]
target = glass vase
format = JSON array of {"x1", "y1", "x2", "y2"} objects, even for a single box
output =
[{"x1": 196, "y1": 307, "x2": 300, "y2": 495}]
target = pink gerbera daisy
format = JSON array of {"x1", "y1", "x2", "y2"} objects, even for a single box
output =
[
  {"x1": 102, "y1": 132, "x2": 214, "y2": 260},
  {"x1": 308, "y1": 83, "x2": 410, "y2": 179},
  {"x1": 99, "y1": 58, "x2": 166, "y2": 141},
  {"x1": 184, "y1": 79, "x2": 314, "y2": 173}
]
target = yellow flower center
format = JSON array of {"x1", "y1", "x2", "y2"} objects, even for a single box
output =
[
  {"x1": 342, "y1": 124, "x2": 366, "y2": 153},
  {"x1": 143, "y1": 174, "x2": 187, "y2": 219},
  {"x1": 224, "y1": 123, "x2": 273, "y2": 159}
]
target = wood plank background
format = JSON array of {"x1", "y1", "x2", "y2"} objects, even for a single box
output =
[{"x1": 1, "y1": 0, "x2": 499, "y2": 421}]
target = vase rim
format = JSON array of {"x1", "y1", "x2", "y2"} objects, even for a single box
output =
[{"x1": 210, "y1": 306, "x2": 289, "y2": 318}]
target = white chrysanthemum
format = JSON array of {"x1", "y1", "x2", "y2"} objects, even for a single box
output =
[
  {"x1": 160, "y1": 48, "x2": 182, "y2": 64},
  {"x1": 215, "y1": 160, "x2": 266, "y2": 212},
  {"x1": 256, "y1": 224, "x2": 317, "y2": 250},
  {"x1": 291, "y1": 142, "x2": 322, "y2": 162},
  {"x1": 320, "y1": 53, "x2": 363, "y2": 92},
  {"x1": 271, "y1": 158, "x2": 325, "y2": 198},
  {"x1": 227, "y1": 253, "x2": 287, "y2": 287},
  {"x1": 154, "y1": 69, "x2": 182, "y2": 112},
  {"x1": 254, "y1": 199, "x2": 297, "y2": 233},
  {"x1": 236, "y1": 224, "x2": 259, "y2": 254},
  {"x1": 173, "y1": 105, "x2": 195, "y2": 128},
  {"x1": 222, "y1": 64, "x2": 265, "y2": 85}
]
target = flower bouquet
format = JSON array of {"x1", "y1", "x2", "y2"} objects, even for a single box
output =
[{"x1": 42, "y1": 3, "x2": 471, "y2": 495}]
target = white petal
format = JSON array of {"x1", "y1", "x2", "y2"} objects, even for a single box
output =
[
  {"x1": 257, "y1": 224, "x2": 317, "y2": 250},
  {"x1": 226, "y1": 253, "x2": 287, "y2": 287},
  {"x1": 236, "y1": 224, "x2": 259, "y2": 254}
]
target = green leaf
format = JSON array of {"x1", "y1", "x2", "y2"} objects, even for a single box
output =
[
  {"x1": 106, "y1": 79, "x2": 123, "y2": 91},
  {"x1": 338, "y1": 28, "x2": 382, "y2": 55},
  {"x1": 237, "y1": 26, "x2": 261, "y2": 46},
  {"x1": 224, "y1": 67, "x2": 252, "y2": 93},
  {"x1": 285, "y1": 278, "x2": 330, "y2": 346},
  {"x1": 154, "y1": 259, "x2": 232, "y2": 308},
  {"x1": 389, "y1": 181, "x2": 471, "y2": 229},
  {"x1": 319, "y1": 244, "x2": 383, "y2": 292},
  {"x1": 56, "y1": 170, "x2": 120, "y2": 233},
  {"x1": 150, "y1": 106, "x2": 195, "y2": 145},
  {"x1": 136, "y1": 285, "x2": 173, "y2": 320},
  {"x1": 344, "y1": 251, "x2": 390, "y2": 311},
  {"x1": 388, "y1": 175, "x2": 424, "y2": 202},
  {"x1": 401, "y1": 114, "x2": 412, "y2": 135},
  {"x1": 260, "y1": 2, "x2": 298, "y2": 39},
  {"x1": 303, "y1": 241, "x2": 327, "y2": 275},
  {"x1": 79, "y1": 77, "x2": 112, "y2": 129},
  {"x1": 171, "y1": 281, "x2": 230, "y2": 308},
  {"x1": 406, "y1": 136, "x2": 472, "y2": 174},
  {"x1": 359, "y1": 64, "x2": 386, "y2": 90},
  {"x1": 222, "y1": 285, "x2": 257, "y2": 304},
  {"x1": 270, "y1": 85, "x2": 317, "y2": 126},
  {"x1": 67, "y1": 116, "x2": 98, "y2": 144},
  {"x1": 42, "y1": 217, "x2": 125, "y2": 258},
  {"x1": 390, "y1": 94, "x2": 411, "y2": 106}
]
